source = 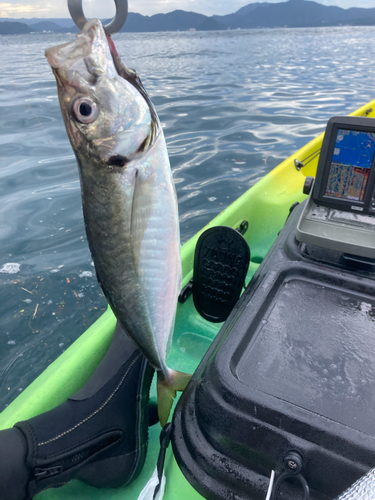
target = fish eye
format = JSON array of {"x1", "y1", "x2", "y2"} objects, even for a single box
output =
[{"x1": 73, "y1": 97, "x2": 98, "y2": 124}]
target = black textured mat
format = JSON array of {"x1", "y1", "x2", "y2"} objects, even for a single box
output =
[{"x1": 193, "y1": 226, "x2": 250, "y2": 323}]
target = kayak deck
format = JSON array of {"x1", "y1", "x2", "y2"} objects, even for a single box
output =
[{"x1": 1, "y1": 99, "x2": 375, "y2": 499}]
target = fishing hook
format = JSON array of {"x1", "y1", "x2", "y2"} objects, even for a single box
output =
[{"x1": 68, "y1": 0, "x2": 128, "y2": 34}]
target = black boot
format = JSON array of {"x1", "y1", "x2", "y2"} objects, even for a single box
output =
[{"x1": 0, "y1": 322, "x2": 155, "y2": 500}]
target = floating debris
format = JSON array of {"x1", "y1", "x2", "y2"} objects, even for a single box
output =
[
  {"x1": 79, "y1": 271, "x2": 93, "y2": 278},
  {"x1": 0, "y1": 263, "x2": 20, "y2": 274},
  {"x1": 32, "y1": 304, "x2": 39, "y2": 319}
]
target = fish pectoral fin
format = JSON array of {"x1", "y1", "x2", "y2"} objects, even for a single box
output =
[
  {"x1": 131, "y1": 170, "x2": 155, "y2": 273},
  {"x1": 157, "y1": 370, "x2": 192, "y2": 427}
]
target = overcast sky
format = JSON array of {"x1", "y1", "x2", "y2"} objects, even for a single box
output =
[{"x1": 1, "y1": 0, "x2": 374, "y2": 19}]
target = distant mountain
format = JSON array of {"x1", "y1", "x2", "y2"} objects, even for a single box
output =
[
  {"x1": 216, "y1": 0, "x2": 375, "y2": 29},
  {"x1": 28, "y1": 21, "x2": 77, "y2": 33},
  {"x1": 2, "y1": 0, "x2": 375, "y2": 34},
  {"x1": 0, "y1": 21, "x2": 31, "y2": 34},
  {"x1": 118, "y1": 10, "x2": 207, "y2": 32},
  {"x1": 0, "y1": 17, "x2": 76, "y2": 28},
  {"x1": 0, "y1": 17, "x2": 77, "y2": 33},
  {"x1": 235, "y1": 0, "x2": 375, "y2": 28},
  {"x1": 235, "y1": 3, "x2": 274, "y2": 16},
  {"x1": 196, "y1": 17, "x2": 225, "y2": 31}
]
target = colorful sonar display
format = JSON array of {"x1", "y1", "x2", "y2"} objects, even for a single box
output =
[{"x1": 324, "y1": 129, "x2": 375, "y2": 202}]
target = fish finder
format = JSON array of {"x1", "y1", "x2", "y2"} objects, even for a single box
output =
[{"x1": 296, "y1": 116, "x2": 375, "y2": 258}]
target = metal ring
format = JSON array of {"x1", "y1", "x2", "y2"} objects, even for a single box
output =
[
  {"x1": 271, "y1": 472, "x2": 310, "y2": 500},
  {"x1": 68, "y1": 0, "x2": 128, "y2": 34}
]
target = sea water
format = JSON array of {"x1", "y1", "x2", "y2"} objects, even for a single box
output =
[{"x1": 1, "y1": 26, "x2": 375, "y2": 410}]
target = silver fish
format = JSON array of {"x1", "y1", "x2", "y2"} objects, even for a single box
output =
[
  {"x1": 335, "y1": 469, "x2": 375, "y2": 500},
  {"x1": 45, "y1": 19, "x2": 191, "y2": 426}
]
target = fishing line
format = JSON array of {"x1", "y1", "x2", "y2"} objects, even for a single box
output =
[{"x1": 0, "y1": 334, "x2": 49, "y2": 385}]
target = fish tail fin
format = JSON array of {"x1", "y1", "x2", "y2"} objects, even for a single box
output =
[{"x1": 157, "y1": 370, "x2": 192, "y2": 427}]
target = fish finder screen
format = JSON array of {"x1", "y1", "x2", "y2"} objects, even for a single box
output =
[{"x1": 324, "y1": 128, "x2": 375, "y2": 202}]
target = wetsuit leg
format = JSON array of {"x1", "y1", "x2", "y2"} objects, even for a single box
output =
[{"x1": 0, "y1": 323, "x2": 155, "y2": 499}]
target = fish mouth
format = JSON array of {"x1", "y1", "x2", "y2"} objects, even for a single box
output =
[{"x1": 45, "y1": 19, "x2": 113, "y2": 93}]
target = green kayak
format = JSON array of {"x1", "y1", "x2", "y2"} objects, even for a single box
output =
[{"x1": 1, "y1": 97, "x2": 375, "y2": 499}]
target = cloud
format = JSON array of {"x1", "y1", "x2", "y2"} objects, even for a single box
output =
[
  {"x1": 0, "y1": 0, "x2": 70, "y2": 18},
  {"x1": 0, "y1": 0, "x2": 121, "y2": 19},
  {"x1": 0, "y1": 2, "x2": 48, "y2": 16}
]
